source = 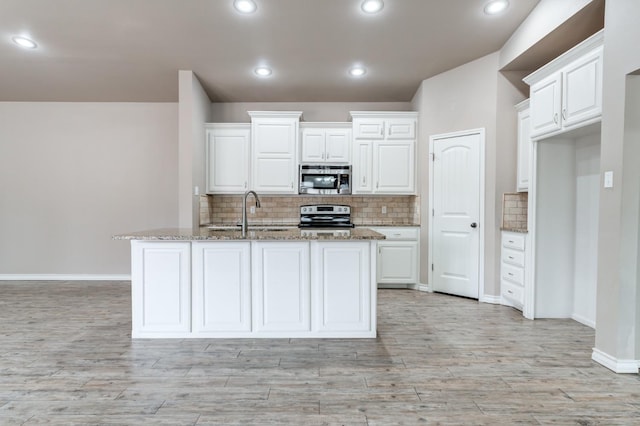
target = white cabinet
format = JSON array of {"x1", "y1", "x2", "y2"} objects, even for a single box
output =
[
  {"x1": 501, "y1": 231, "x2": 527, "y2": 310},
  {"x1": 131, "y1": 241, "x2": 191, "y2": 338},
  {"x1": 353, "y1": 141, "x2": 373, "y2": 193},
  {"x1": 351, "y1": 112, "x2": 418, "y2": 195},
  {"x1": 311, "y1": 241, "x2": 374, "y2": 335},
  {"x1": 370, "y1": 227, "x2": 419, "y2": 288},
  {"x1": 192, "y1": 242, "x2": 251, "y2": 335},
  {"x1": 300, "y1": 123, "x2": 351, "y2": 163},
  {"x1": 515, "y1": 100, "x2": 531, "y2": 192},
  {"x1": 205, "y1": 124, "x2": 250, "y2": 194},
  {"x1": 252, "y1": 241, "x2": 311, "y2": 334},
  {"x1": 524, "y1": 31, "x2": 603, "y2": 140},
  {"x1": 248, "y1": 111, "x2": 301, "y2": 194}
]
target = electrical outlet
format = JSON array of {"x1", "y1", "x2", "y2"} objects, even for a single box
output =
[
  {"x1": 250, "y1": 206, "x2": 256, "y2": 214},
  {"x1": 381, "y1": 206, "x2": 387, "y2": 214}
]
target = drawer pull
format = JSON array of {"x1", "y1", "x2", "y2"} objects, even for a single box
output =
[
  {"x1": 393, "y1": 233, "x2": 401, "y2": 237},
  {"x1": 508, "y1": 240, "x2": 514, "y2": 244},
  {"x1": 507, "y1": 290, "x2": 514, "y2": 294},
  {"x1": 508, "y1": 273, "x2": 514, "y2": 276},
  {"x1": 508, "y1": 256, "x2": 514, "y2": 259}
]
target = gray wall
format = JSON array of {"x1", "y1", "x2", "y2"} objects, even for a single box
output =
[
  {"x1": 178, "y1": 71, "x2": 211, "y2": 229},
  {"x1": 412, "y1": 52, "x2": 518, "y2": 297},
  {"x1": 0, "y1": 102, "x2": 179, "y2": 275},
  {"x1": 211, "y1": 102, "x2": 412, "y2": 123},
  {"x1": 595, "y1": 0, "x2": 640, "y2": 362}
]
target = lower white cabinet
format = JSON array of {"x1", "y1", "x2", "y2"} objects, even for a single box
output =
[
  {"x1": 129, "y1": 240, "x2": 377, "y2": 338},
  {"x1": 311, "y1": 241, "x2": 374, "y2": 334},
  {"x1": 501, "y1": 231, "x2": 527, "y2": 310},
  {"x1": 370, "y1": 227, "x2": 419, "y2": 288},
  {"x1": 252, "y1": 241, "x2": 311, "y2": 334},
  {"x1": 131, "y1": 241, "x2": 191, "y2": 338},
  {"x1": 192, "y1": 242, "x2": 251, "y2": 335}
]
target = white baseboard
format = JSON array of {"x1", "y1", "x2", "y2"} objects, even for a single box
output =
[
  {"x1": 416, "y1": 283, "x2": 431, "y2": 292},
  {"x1": 481, "y1": 294, "x2": 502, "y2": 304},
  {"x1": 0, "y1": 274, "x2": 131, "y2": 281},
  {"x1": 572, "y1": 313, "x2": 596, "y2": 329},
  {"x1": 591, "y1": 348, "x2": 639, "y2": 374}
]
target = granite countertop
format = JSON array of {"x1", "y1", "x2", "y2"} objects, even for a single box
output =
[
  {"x1": 500, "y1": 227, "x2": 528, "y2": 234},
  {"x1": 113, "y1": 227, "x2": 385, "y2": 241}
]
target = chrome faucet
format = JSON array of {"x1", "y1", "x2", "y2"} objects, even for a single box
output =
[{"x1": 241, "y1": 190, "x2": 261, "y2": 237}]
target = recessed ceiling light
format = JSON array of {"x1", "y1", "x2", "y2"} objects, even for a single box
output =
[
  {"x1": 361, "y1": 0, "x2": 384, "y2": 14},
  {"x1": 349, "y1": 66, "x2": 367, "y2": 77},
  {"x1": 12, "y1": 36, "x2": 37, "y2": 49},
  {"x1": 234, "y1": 0, "x2": 257, "y2": 14},
  {"x1": 255, "y1": 66, "x2": 272, "y2": 77},
  {"x1": 484, "y1": 0, "x2": 509, "y2": 15}
]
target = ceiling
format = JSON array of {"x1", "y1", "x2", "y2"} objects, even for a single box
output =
[{"x1": 0, "y1": 0, "x2": 541, "y2": 103}]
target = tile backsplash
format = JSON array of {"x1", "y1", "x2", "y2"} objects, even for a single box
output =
[
  {"x1": 201, "y1": 195, "x2": 420, "y2": 226},
  {"x1": 501, "y1": 192, "x2": 528, "y2": 231}
]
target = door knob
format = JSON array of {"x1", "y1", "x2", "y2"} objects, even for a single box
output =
[{"x1": 470, "y1": 222, "x2": 478, "y2": 228}]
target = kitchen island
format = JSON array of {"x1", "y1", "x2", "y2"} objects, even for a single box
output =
[{"x1": 114, "y1": 227, "x2": 384, "y2": 338}]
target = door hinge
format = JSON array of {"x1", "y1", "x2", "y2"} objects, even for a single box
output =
[
  {"x1": 431, "y1": 153, "x2": 435, "y2": 161},
  {"x1": 431, "y1": 263, "x2": 434, "y2": 271},
  {"x1": 432, "y1": 208, "x2": 434, "y2": 217}
]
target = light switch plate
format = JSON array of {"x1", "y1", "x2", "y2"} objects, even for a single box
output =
[{"x1": 604, "y1": 171, "x2": 614, "y2": 188}]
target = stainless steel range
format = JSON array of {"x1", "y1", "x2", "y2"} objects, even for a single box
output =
[{"x1": 298, "y1": 204, "x2": 354, "y2": 228}]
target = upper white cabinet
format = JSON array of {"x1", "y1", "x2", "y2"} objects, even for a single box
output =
[
  {"x1": 205, "y1": 124, "x2": 250, "y2": 194},
  {"x1": 351, "y1": 112, "x2": 418, "y2": 195},
  {"x1": 524, "y1": 30, "x2": 603, "y2": 140},
  {"x1": 300, "y1": 123, "x2": 351, "y2": 164},
  {"x1": 515, "y1": 100, "x2": 531, "y2": 192},
  {"x1": 248, "y1": 111, "x2": 302, "y2": 194}
]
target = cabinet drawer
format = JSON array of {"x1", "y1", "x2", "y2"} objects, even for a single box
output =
[
  {"x1": 501, "y1": 263, "x2": 524, "y2": 286},
  {"x1": 501, "y1": 247, "x2": 525, "y2": 267},
  {"x1": 502, "y1": 280, "x2": 524, "y2": 306},
  {"x1": 502, "y1": 232, "x2": 525, "y2": 250},
  {"x1": 369, "y1": 227, "x2": 419, "y2": 240}
]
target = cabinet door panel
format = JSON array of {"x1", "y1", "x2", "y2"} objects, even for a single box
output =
[
  {"x1": 131, "y1": 242, "x2": 191, "y2": 336},
  {"x1": 377, "y1": 242, "x2": 418, "y2": 283},
  {"x1": 353, "y1": 119, "x2": 385, "y2": 139},
  {"x1": 562, "y1": 48, "x2": 603, "y2": 129},
  {"x1": 206, "y1": 127, "x2": 249, "y2": 193},
  {"x1": 301, "y1": 129, "x2": 325, "y2": 162},
  {"x1": 253, "y1": 242, "x2": 311, "y2": 332},
  {"x1": 375, "y1": 141, "x2": 415, "y2": 193},
  {"x1": 516, "y1": 107, "x2": 531, "y2": 192},
  {"x1": 386, "y1": 119, "x2": 416, "y2": 139},
  {"x1": 530, "y1": 75, "x2": 562, "y2": 139},
  {"x1": 325, "y1": 129, "x2": 351, "y2": 163},
  {"x1": 353, "y1": 141, "x2": 373, "y2": 193},
  {"x1": 254, "y1": 158, "x2": 295, "y2": 193},
  {"x1": 253, "y1": 122, "x2": 295, "y2": 155},
  {"x1": 313, "y1": 242, "x2": 371, "y2": 332},
  {"x1": 192, "y1": 242, "x2": 251, "y2": 333}
]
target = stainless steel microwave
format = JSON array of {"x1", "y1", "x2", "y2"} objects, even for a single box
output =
[{"x1": 299, "y1": 165, "x2": 351, "y2": 195}]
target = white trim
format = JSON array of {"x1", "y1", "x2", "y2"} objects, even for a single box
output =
[
  {"x1": 571, "y1": 313, "x2": 596, "y2": 329},
  {"x1": 523, "y1": 139, "x2": 537, "y2": 320},
  {"x1": 247, "y1": 111, "x2": 302, "y2": 119},
  {"x1": 428, "y1": 128, "x2": 486, "y2": 301},
  {"x1": 482, "y1": 295, "x2": 502, "y2": 304},
  {"x1": 416, "y1": 283, "x2": 431, "y2": 292},
  {"x1": 591, "y1": 348, "x2": 639, "y2": 374},
  {"x1": 0, "y1": 274, "x2": 131, "y2": 281},
  {"x1": 350, "y1": 111, "x2": 418, "y2": 119}
]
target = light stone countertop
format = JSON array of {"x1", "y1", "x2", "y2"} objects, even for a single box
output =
[
  {"x1": 113, "y1": 227, "x2": 385, "y2": 241},
  {"x1": 500, "y1": 227, "x2": 528, "y2": 234}
]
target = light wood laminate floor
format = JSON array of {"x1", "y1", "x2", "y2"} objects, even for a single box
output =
[{"x1": 0, "y1": 282, "x2": 638, "y2": 425}]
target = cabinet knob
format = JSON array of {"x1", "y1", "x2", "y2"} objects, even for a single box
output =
[
  {"x1": 562, "y1": 109, "x2": 567, "y2": 120},
  {"x1": 553, "y1": 113, "x2": 559, "y2": 124},
  {"x1": 470, "y1": 222, "x2": 478, "y2": 228}
]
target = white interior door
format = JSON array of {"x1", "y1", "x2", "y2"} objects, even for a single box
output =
[{"x1": 431, "y1": 131, "x2": 482, "y2": 299}]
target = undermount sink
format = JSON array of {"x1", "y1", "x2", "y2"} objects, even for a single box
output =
[{"x1": 207, "y1": 225, "x2": 296, "y2": 232}]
